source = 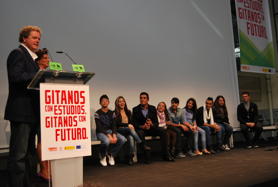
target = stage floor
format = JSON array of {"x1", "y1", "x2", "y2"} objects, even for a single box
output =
[{"x1": 83, "y1": 144, "x2": 278, "y2": 187}]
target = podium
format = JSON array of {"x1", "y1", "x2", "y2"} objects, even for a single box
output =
[
  {"x1": 28, "y1": 70, "x2": 95, "y2": 187},
  {"x1": 28, "y1": 70, "x2": 95, "y2": 90}
]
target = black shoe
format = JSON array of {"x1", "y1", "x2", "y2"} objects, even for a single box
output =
[
  {"x1": 128, "y1": 158, "x2": 134, "y2": 165},
  {"x1": 144, "y1": 145, "x2": 151, "y2": 151},
  {"x1": 144, "y1": 149, "x2": 151, "y2": 164},
  {"x1": 127, "y1": 154, "x2": 134, "y2": 165},
  {"x1": 163, "y1": 155, "x2": 174, "y2": 162},
  {"x1": 163, "y1": 151, "x2": 175, "y2": 162},
  {"x1": 144, "y1": 159, "x2": 151, "y2": 164},
  {"x1": 209, "y1": 149, "x2": 216, "y2": 154}
]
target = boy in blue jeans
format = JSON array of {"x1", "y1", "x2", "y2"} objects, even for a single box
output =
[{"x1": 95, "y1": 95, "x2": 127, "y2": 166}]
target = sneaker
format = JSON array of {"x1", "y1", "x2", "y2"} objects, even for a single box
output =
[
  {"x1": 218, "y1": 145, "x2": 226, "y2": 151},
  {"x1": 187, "y1": 150, "x2": 197, "y2": 157},
  {"x1": 176, "y1": 152, "x2": 186, "y2": 158},
  {"x1": 253, "y1": 145, "x2": 260, "y2": 148},
  {"x1": 224, "y1": 144, "x2": 231, "y2": 151},
  {"x1": 202, "y1": 149, "x2": 211, "y2": 155},
  {"x1": 133, "y1": 153, "x2": 138, "y2": 163},
  {"x1": 99, "y1": 156, "x2": 107, "y2": 167},
  {"x1": 246, "y1": 145, "x2": 252, "y2": 149},
  {"x1": 194, "y1": 150, "x2": 203, "y2": 156},
  {"x1": 107, "y1": 154, "x2": 115, "y2": 166}
]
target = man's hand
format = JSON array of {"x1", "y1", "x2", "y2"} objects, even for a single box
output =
[
  {"x1": 141, "y1": 123, "x2": 150, "y2": 130},
  {"x1": 191, "y1": 125, "x2": 198, "y2": 132},
  {"x1": 107, "y1": 134, "x2": 117, "y2": 144},
  {"x1": 111, "y1": 133, "x2": 117, "y2": 144},
  {"x1": 212, "y1": 124, "x2": 221, "y2": 132},
  {"x1": 246, "y1": 122, "x2": 255, "y2": 127},
  {"x1": 128, "y1": 124, "x2": 135, "y2": 130},
  {"x1": 146, "y1": 118, "x2": 153, "y2": 127},
  {"x1": 180, "y1": 124, "x2": 189, "y2": 132}
]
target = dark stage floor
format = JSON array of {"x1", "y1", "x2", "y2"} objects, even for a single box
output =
[
  {"x1": 1, "y1": 142, "x2": 278, "y2": 187},
  {"x1": 83, "y1": 144, "x2": 278, "y2": 187}
]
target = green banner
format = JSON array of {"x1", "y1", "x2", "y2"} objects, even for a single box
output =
[{"x1": 235, "y1": 0, "x2": 276, "y2": 74}]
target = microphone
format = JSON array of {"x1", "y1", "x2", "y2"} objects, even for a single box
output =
[{"x1": 56, "y1": 51, "x2": 78, "y2": 64}]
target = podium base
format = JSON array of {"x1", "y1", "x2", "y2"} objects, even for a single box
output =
[{"x1": 51, "y1": 157, "x2": 83, "y2": 187}]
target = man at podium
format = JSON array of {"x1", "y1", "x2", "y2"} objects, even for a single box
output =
[{"x1": 4, "y1": 25, "x2": 42, "y2": 187}]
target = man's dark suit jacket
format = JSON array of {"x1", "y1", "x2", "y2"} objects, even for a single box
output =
[
  {"x1": 237, "y1": 102, "x2": 258, "y2": 125},
  {"x1": 4, "y1": 45, "x2": 39, "y2": 123},
  {"x1": 132, "y1": 104, "x2": 159, "y2": 129}
]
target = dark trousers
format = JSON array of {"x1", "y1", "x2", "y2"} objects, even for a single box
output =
[
  {"x1": 240, "y1": 123, "x2": 263, "y2": 146},
  {"x1": 136, "y1": 127, "x2": 167, "y2": 156},
  {"x1": 166, "y1": 128, "x2": 177, "y2": 151},
  {"x1": 8, "y1": 121, "x2": 38, "y2": 187},
  {"x1": 167, "y1": 126, "x2": 192, "y2": 153}
]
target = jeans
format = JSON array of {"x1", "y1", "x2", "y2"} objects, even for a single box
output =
[
  {"x1": 8, "y1": 122, "x2": 38, "y2": 187},
  {"x1": 97, "y1": 130, "x2": 127, "y2": 157},
  {"x1": 117, "y1": 127, "x2": 141, "y2": 153},
  {"x1": 194, "y1": 127, "x2": 206, "y2": 150},
  {"x1": 199, "y1": 125, "x2": 223, "y2": 149},
  {"x1": 217, "y1": 123, "x2": 233, "y2": 145},
  {"x1": 189, "y1": 129, "x2": 198, "y2": 151}
]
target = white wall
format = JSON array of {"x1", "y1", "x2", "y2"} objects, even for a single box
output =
[{"x1": 0, "y1": 0, "x2": 239, "y2": 147}]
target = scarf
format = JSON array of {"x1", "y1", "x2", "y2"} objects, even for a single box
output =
[
  {"x1": 203, "y1": 106, "x2": 214, "y2": 124},
  {"x1": 157, "y1": 111, "x2": 166, "y2": 128}
]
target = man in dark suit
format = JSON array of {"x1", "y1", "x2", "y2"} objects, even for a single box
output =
[
  {"x1": 237, "y1": 92, "x2": 263, "y2": 149},
  {"x1": 132, "y1": 92, "x2": 168, "y2": 163},
  {"x1": 4, "y1": 25, "x2": 41, "y2": 187}
]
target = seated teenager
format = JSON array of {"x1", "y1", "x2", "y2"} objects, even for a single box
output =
[
  {"x1": 196, "y1": 97, "x2": 224, "y2": 153},
  {"x1": 114, "y1": 96, "x2": 142, "y2": 165},
  {"x1": 168, "y1": 97, "x2": 193, "y2": 157},
  {"x1": 183, "y1": 98, "x2": 210, "y2": 155},
  {"x1": 132, "y1": 92, "x2": 167, "y2": 164},
  {"x1": 95, "y1": 95, "x2": 127, "y2": 167},
  {"x1": 157, "y1": 102, "x2": 176, "y2": 161},
  {"x1": 237, "y1": 92, "x2": 262, "y2": 148},
  {"x1": 213, "y1": 95, "x2": 233, "y2": 151}
]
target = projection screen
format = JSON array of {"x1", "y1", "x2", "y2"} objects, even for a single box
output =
[{"x1": 0, "y1": 0, "x2": 239, "y2": 148}]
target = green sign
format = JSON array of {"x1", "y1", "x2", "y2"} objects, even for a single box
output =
[
  {"x1": 49, "y1": 62, "x2": 63, "y2": 71},
  {"x1": 72, "y1": 64, "x2": 85, "y2": 72}
]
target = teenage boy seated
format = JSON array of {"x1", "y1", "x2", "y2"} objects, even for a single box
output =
[
  {"x1": 95, "y1": 94, "x2": 127, "y2": 166},
  {"x1": 132, "y1": 92, "x2": 168, "y2": 163},
  {"x1": 168, "y1": 97, "x2": 194, "y2": 157},
  {"x1": 196, "y1": 97, "x2": 224, "y2": 153},
  {"x1": 237, "y1": 92, "x2": 263, "y2": 148}
]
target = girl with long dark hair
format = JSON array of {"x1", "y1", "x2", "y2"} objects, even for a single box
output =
[
  {"x1": 213, "y1": 95, "x2": 233, "y2": 151},
  {"x1": 114, "y1": 96, "x2": 141, "y2": 165},
  {"x1": 184, "y1": 98, "x2": 210, "y2": 155}
]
